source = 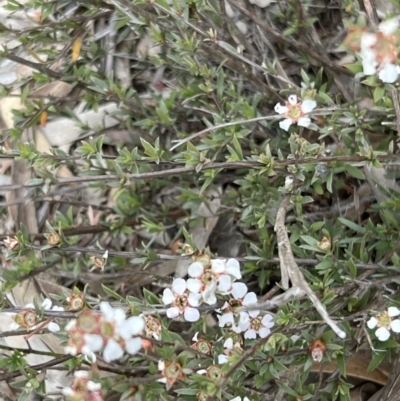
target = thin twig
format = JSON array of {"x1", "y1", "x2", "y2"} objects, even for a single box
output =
[
  {"x1": 243, "y1": 194, "x2": 347, "y2": 339},
  {"x1": 392, "y1": 89, "x2": 400, "y2": 136}
]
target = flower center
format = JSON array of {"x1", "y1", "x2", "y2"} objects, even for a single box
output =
[
  {"x1": 175, "y1": 295, "x2": 188, "y2": 310},
  {"x1": 377, "y1": 312, "x2": 392, "y2": 329},
  {"x1": 100, "y1": 321, "x2": 115, "y2": 338},
  {"x1": 201, "y1": 270, "x2": 216, "y2": 286},
  {"x1": 250, "y1": 317, "x2": 262, "y2": 331},
  {"x1": 287, "y1": 105, "x2": 302, "y2": 121},
  {"x1": 373, "y1": 33, "x2": 397, "y2": 64}
]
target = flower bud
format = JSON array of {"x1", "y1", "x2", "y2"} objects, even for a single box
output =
[
  {"x1": 317, "y1": 236, "x2": 331, "y2": 252},
  {"x1": 47, "y1": 232, "x2": 61, "y2": 246},
  {"x1": 67, "y1": 293, "x2": 85, "y2": 311},
  {"x1": 309, "y1": 339, "x2": 326, "y2": 362},
  {"x1": 14, "y1": 309, "x2": 38, "y2": 329},
  {"x1": 4, "y1": 236, "x2": 19, "y2": 251}
]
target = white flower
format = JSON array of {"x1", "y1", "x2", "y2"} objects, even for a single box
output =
[
  {"x1": 187, "y1": 258, "x2": 241, "y2": 304},
  {"x1": 217, "y1": 284, "x2": 257, "y2": 333},
  {"x1": 379, "y1": 19, "x2": 398, "y2": 36},
  {"x1": 274, "y1": 95, "x2": 316, "y2": 131},
  {"x1": 231, "y1": 397, "x2": 250, "y2": 401},
  {"x1": 244, "y1": 313, "x2": 274, "y2": 339},
  {"x1": 162, "y1": 278, "x2": 201, "y2": 322},
  {"x1": 367, "y1": 307, "x2": 400, "y2": 341},
  {"x1": 358, "y1": 23, "x2": 400, "y2": 83}
]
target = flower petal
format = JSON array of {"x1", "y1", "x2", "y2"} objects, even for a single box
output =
[
  {"x1": 274, "y1": 103, "x2": 288, "y2": 115},
  {"x1": 391, "y1": 319, "x2": 400, "y2": 333},
  {"x1": 361, "y1": 33, "x2": 377, "y2": 49},
  {"x1": 203, "y1": 291, "x2": 217, "y2": 305},
  {"x1": 113, "y1": 308, "x2": 127, "y2": 323},
  {"x1": 211, "y1": 259, "x2": 226, "y2": 273},
  {"x1": 379, "y1": 63, "x2": 399, "y2": 83},
  {"x1": 187, "y1": 278, "x2": 202, "y2": 293},
  {"x1": 188, "y1": 262, "x2": 204, "y2": 278},
  {"x1": 297, "y1": 117, "x2": 311, "y2": 127},
  {"x1": 367, "y1": 317, "x2": 378, "y2": 329},
  {"x1": 162, "y1": 288, "x2": 175, "y2": 305},
  {"x1": 244, "y1": 329, "x2": 257, "y2": 339},
  {"x1": 288, "y1": 94, "x2": 298, "y2": 105},
  {"x1": 42, "y1": 298, "x2": 52, "y2": 310},
  {"x1": 231, "y1": 282, "x2": 248, "y2": 299},
  {"x1": 379, "y1": 19, "x2": 398, "y2": 36},
  {"x1": 218, "y1": 274, "x2": 232, "y2": 293},
  {"x1": 188, "y1": 292, "x2": 201, "y2": 307},
  {"x1": 184, "y1": 307, "x2": 200, "y2": 322},
  {"x1": 166, "y1": 306, "x2": 180, "y2": 319},
  {"x1": 388, "y1": 307, "x2": 400, "y2": 317},
  {"x1": 125, "y1": 337, "x2": 142, "y2": 355},
  {"x1": 84, "y1": 334, "x2": 104, "y2": 352},
  {"x1": 100, "y1": 302, "x2": 115, "y2": 321},
  {"x1": 376, "y1": 327, "x2": 390, "y2": 341},
  {"x1": 218, "y1": 354, "x2": 229, "y2": 364},
  {"x1": 361, "y1": 54, "x2": 377, "y2": 75},
  {"x1": 103, "y1": 339, "x2": 124, "y2": 362},
  {"x1": 224, "y1": 338, "x2": 233, "y2": 349},
  {"x1": 127, "y1": 316, "x2": 145, "y2": 336},
  {"x1": 83, "y1": 350, "x2": 97, "y2": 363},
  {"x1": 48, "y1": 322, "x2": 60, "y2": 332},
  {"x1": 65, "y1": 319, "x2": 77, "y2": 331},
  {"x1": 225, "y1": 258, "x2": 241, "y2": 279},
  {"x1": 301, "y1": 99, "x2": 316, "y2": 113},
  {"x1": 262, "y1": 314, "x2": 274, "y2": 329},
  {"x1": 218, "y1": 312, "x2": 234, "y2": 327},
  {"x1": 87, "y1": 381, "x2": 102, "y2": 392},
  {"x1": 118, "y1": 316, "x2": 145, "y2": 339},
  {"x1": 279, "y1": 118, "x2": 293, "y2": 131},
  {"x1": 259, "y1": 327, "x2": 271, "y2": 338},
  {"x1": 243, "y1": 291, "x2": 257, "y2": 306},
  {"x1": 172, "y1": 278, "x2": 187, "y2": 295}
]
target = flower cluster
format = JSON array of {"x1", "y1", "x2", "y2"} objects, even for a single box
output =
[
  {"x1": 218, "y1": 282, "x2": 274, "y2": 338},
  {"x1": 61, "y1": 371, "x2": 103, "y2": 401},
  {"x1": 162, "y1": 257, "x2": 242, "y2": 322},
  {"x1": 345, "y1": 19, "x2": 400, "y2": 83},
  {"x1": 367, "y1": 306, "x2": 400, "y2": 341},
  {"x1": 65, "y1": 302, "x2": 144, "y2": 362},
  {"x1": 274, "y1": 94, "x2": 317, "y2": 131},
  {"x1": 162, "y1": 256, "x2": 275, "y2": 338}
]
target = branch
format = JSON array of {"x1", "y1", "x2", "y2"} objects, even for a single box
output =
[{"x1": 245, "y1": 195, "x2": 347, "y2": 339}]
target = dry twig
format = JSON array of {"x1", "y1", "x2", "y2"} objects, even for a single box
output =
[{"x1": 243, "y1": 194, "x2": 347, "y2": 339}]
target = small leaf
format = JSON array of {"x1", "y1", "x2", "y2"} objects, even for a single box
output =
[
  {"x1": 101, "y1": 284, "x2": 124, "y2": 301},
  {"x1": 367, "y1": 351, "x2": 386, "y2": 372}
]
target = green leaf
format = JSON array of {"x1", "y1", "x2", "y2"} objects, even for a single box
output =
[
  {"x1": 338, "y1": 217, "x2": 366, "y2": 234},
  {"x1": 143, "y1": 288, "x2": 160, "y2": 305},
  {"x1": 367, "y1": 351, "x2": 387, "y2": 372},
  {"x1": 337, "y1": 353, "x2": 346, "y2": 377},
  {"x1": 344, "y1": 164, "x2": 365, "y2": 180},
  {"x1": 276, "y1": 381, "x2": 299, "y2": 397},
  {"x1": 101, "y1": 284, "x2": 124, "y2": 302}
]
